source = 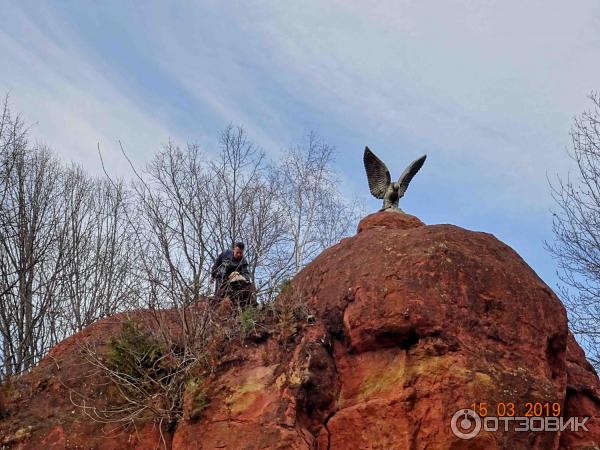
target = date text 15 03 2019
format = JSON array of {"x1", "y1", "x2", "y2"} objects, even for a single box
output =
[{"x1": 470, "y1": 402, "x2": 561, "y2": 418}]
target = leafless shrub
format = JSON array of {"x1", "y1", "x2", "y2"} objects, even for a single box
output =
[
  {"x1": 68, "y1": 307, "x2": 216, "y2": 442},
  {"x1": 547, "y1": 91, "x2": 600, "y2": 369},
  {"x1": 68, "y1": 285, "x2": 312, "y2": 431}
]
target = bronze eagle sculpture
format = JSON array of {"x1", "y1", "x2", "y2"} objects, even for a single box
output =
[{"x1": 363, "y1": 146, "x2": 427, "y2": 211}]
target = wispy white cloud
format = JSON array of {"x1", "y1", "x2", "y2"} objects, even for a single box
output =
[
  {"x1": 0, "y1": 3, "x2": 177, "y2": 177},
  {"x1": 218, "y1": 0, "x2": 600, "y2": 211}
]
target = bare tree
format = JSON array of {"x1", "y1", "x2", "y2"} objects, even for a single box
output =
[
  {"x1": 0, "y1": 95, "x2": 363, "y2": 381},
  {"x1": 210, "y1": 125, "x2": 266, "y2": 247},
  {"x1": 548, "y1": 91, "x2": 600, "y2": 369},
  {"x1": 123, "y1": 127, "x2": 361, "y2": 304},
  {"x1": 132, "y1": 141, "x2": 214, "y2": 308},
  {"x1": 0, "y1": 99, "x2": 140, "y2": 379},
  {"x1": 208, "y1": 125, "x2": 291, "y2": 296},
  {"x1": 276, "y1": 132, "x2": 362, "y2": 275},
  {"x1": 130, "y1": 128, "x2": 288, "y2": 305},
  {"x1": 55, "y1": 170, "x2": 139, "y2": 334},
  {"x1": 0, "y1": 136, "x2": 66, "y2": 375}
]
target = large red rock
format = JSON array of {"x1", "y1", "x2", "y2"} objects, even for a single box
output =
[
  {"x1": 1, "y1": 211, "x2": 599, "y2": 449},
  {"x1": 356, "y1": 210, "x2": 425, "y2": 233},
  {"x1": 294, "y1": 212, "x2": 600, "y2": 449}
]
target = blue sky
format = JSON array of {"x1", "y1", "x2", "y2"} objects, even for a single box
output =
[{"x1": 1, "y1": 0, "x2": 600, "y2": 292}]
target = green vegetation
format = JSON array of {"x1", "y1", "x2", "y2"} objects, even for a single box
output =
[
  {"x1": 239, "y1": 306, "x2": 257, "y2": 335},
  {"x1": 185, "y1": 378, "x2": 208, "y2": 421},
  {"x1": 107, "y1": 320, "x2": 165, "y2": 385},
  {"x1": 267, "y1": 281, "x2": 313, "y2": 343}
]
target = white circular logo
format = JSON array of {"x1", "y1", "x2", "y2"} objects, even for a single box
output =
[{"x1": 451, "y1": 409, "x2": 481, "y2": 440}]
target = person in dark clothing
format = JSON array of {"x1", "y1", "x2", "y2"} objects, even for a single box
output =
[{"x1": 210, "y1": 242, "x2": 253, "y2": 303}]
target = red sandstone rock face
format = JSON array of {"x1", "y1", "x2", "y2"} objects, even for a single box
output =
[
  {"x1": 1, "y1": 211, "x2": 599, "y2": 449},
  {"x1": 561, "y1": 332, "x2": 600, "y2": 449},
  {"x1": 356, "y1": 209, "x2": 425, "y2": 233}
]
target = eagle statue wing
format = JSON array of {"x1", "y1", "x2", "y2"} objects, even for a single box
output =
[
  {"x1": 363, "y1": 146, "x2": 390, "y2": 199},
  {"x1": 397, "y1": 154, "x2": 427, "y2": 196}
]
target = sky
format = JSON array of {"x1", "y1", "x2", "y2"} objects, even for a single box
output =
[{"x1": 1, "y1": 0, "x2": 599, "y2": 294}]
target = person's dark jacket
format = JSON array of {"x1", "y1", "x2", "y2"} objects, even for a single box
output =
[{"x1": 210, "y1": 249, "x2": 251, "y2": 283}]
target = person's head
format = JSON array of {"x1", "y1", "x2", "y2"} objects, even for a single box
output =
[{"x1": 233, "y1": 242, "x2": 245, "y2": 259}]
